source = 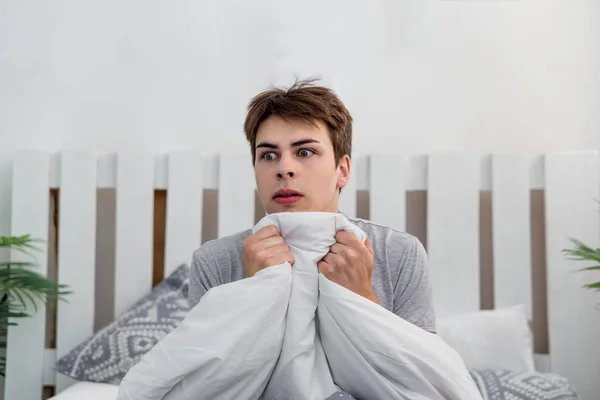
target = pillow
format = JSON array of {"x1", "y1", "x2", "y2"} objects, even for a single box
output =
[
  {"x1": 54, "y1": 264, "x2": 190, "y2": 384},
  {"x1": 330, "y1": 371, "x2": 579, "y2": 400},
  {"x1": 469, "y1": 369, "x2": 578, "y2": 400},
  {"x1": 436, "y1": 304, "x2": 536, "y2": 372}
]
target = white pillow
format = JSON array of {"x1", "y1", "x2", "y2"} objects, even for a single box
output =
[{"x1": 436, "y1": 304, "x2": 536, "y2": 372}]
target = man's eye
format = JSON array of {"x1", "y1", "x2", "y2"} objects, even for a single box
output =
[
  {"x1": 262, "y1": 152, "x2": 277, "y2": 161},
  {"x1": 298, "y1": 149, "x2": 314, "y2": 157}
]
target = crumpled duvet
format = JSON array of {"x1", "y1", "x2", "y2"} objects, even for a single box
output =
[{"x1": 117, "y1": 212, "x2": 483, "y2": 400}]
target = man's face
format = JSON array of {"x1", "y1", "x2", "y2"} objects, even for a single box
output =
[{"x1": 254, "y1": 115, "x2": 350, "y2": 215}]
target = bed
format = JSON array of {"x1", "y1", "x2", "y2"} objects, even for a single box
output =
[{"x1": 3, "y1": 150, "x2": 599, "y2": 400}]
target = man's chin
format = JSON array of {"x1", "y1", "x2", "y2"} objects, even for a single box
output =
[
  {"x1": 265, "y1": 201, "x2": 307, "y2": 215},
  {"x1": 267, "y1": 205, "x2": 300, "y2": 214}
]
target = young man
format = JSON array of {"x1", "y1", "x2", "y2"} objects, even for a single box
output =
[{"x1": 188, "y1": 79, "x2": 436, "y2": 334}]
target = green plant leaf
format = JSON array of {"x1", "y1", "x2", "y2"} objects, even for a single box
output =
[
  {"x1": 11, "y1": 288, "x2": 41, "y2": 313},
  {"x1": 0, "y1": 261, "x2": 37, "y2": 268},
  {"x1": 9, "y1": 287, "x2": 28, "y2": 313},
  {"x1": 0, "y1": 235, "x2": 45, "y2": 259},
  {"x1": 583, "y1": 281, "x2": 600, "y2": 291},
  {"x1": 0, "y1": 297, "x2": 29, "y2": 319},
  {"x1": 562, "y1": 238, "x2": 600, "y2": 263},
  {"x1": 0, "y1": 234, "x2": 43, "y2": 247},
  {"x1": 0, "y1": 267, "x2": 71, "y2": 317},
  {"x1": 575, "y1": 265, "x2": 600, "y2": 273},
  {"x1": 0, "y1": 268, "x2": 71, "y2": 297}
]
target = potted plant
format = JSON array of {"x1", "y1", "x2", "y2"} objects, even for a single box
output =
[
  {"x1": 0, "y1": 234, "x2": 71, "y2": 376},
  {"x1": 562, "y1": 238, "x2": 600, "y2": 294},
  {"x1": 562, "y1": 201, "x2": 600, "y2": 301}
]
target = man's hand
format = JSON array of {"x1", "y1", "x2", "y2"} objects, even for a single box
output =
[
  {"x1": 242, "y1": 225, "x2": 294, "y2": 278},
  {"x1": 318, "y1": 231, "x2": 378, "y2": 304}
]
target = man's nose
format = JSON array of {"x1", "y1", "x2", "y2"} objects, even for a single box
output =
[
  {"x1": 277, "y1": 170, "x2": 294, "y2": 179},
  {"x1": 276, "y1": 156, "x2": 296, "y2": 179}
]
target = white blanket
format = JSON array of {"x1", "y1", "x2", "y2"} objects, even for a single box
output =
[{"x1": 117, "y1": 212, "x2": 482, "y2": 400}]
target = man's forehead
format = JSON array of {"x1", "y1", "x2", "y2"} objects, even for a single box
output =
[
  {"x1": 258, "y1": 116, "x2": 325, "y2": 134},
  {"x1": 255, "y1": 116, "x2": 332, "y2": 147}
]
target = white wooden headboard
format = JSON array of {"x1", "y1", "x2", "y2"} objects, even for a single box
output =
[{"x1": 4, "y1": 150, "x2": 600, "y2": 400}]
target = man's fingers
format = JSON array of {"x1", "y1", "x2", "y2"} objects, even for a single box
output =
[
  {"x1": 321, "y1": 252, "x2": 344, "y2": 271},
  {"x1": 329, "y1": 243, "x2": 345, "y2": 255},
  {"x1": 243, "y1": 226, "x2": 279, "y2": 251},
  {"x1": 254, "y1": 225, "x2": 280, "y2": 240},
  {"x1": 257, "y1": 235, "x2": 285, "y2": 251},
  {"x1": 246, "y1": 232, "x2": 283, "y2": 253},
  {"x1": 335, "y1": 230, "x2": 362, "y2": 246},
  {"x1": 262, "y1": 242, "x2": 291, "y2": 258},
  {"x1": 319, "y1": 258, "x2": 355, "y2": 281},
  {"x1": 262, "y1": 243, "x2": 294, "y2": 264},
  {"x1": 335, "y1": 231, "x2": 373, "y2": 256},
  {"x1": 317, "y1": 260, "x2": 334, "y2": 276},
  {"x1": 266, "y1": 254, "x2": 294, "y2": 267}
]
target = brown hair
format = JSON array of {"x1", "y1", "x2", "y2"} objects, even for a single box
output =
[{"x1": 243, "y1": 78, "x2": 353, "y2": 166}]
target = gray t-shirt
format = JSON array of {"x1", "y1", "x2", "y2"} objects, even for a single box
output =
[{"x1": 188, "y1": 216, "x2": 436, "y2": 333}]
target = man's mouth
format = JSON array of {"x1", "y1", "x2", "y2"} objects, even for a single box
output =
[
  {"x1": 273, "y1": 189, "x2": 302, "y2": 198},
  {"x1": 273, "y1": 189, "x2": 303, "y2": 205}
]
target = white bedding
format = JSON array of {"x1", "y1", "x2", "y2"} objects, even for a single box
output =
[
  {"x1": 117, "y1": 212, "x2": 482, "y2": 399},
  {"x1": 49, "y1": 382, "x2": 118, "y2": 400}
]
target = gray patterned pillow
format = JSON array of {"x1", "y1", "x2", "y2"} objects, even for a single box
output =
[
  {"x1": 326, "y1": 370, "x2": 578, "y2": 400},
  {"x1": 321, "y1": 370, "x2": 579, "y2": 400},
  {"x1": 469, "y1": 369, "x2": 578, "y2": 400},
  {"x1": 54, "y1": 264, "x2": 190, "y2": 384}
]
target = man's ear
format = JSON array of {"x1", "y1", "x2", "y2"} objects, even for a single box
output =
[{"x1": 336, "y1": 155, "x2": 351, "y2": 190}]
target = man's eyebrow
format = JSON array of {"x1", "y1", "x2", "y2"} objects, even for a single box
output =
[
  {"x1": 291, "y1": 139, "x2": 320, "y2": 147},
  {"x1": 255, "y1": 139, "x2": 320, "y2": 150},
  {"x1": 255, "y1": 142, "x2": 278, "y2": 149}
]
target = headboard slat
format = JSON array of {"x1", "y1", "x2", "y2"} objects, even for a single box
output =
[
  {"x1": 55, "y1": 151, "x2": 98, "y2": 392},
  {"x1": 369, "y1": 154, "x2": 407, "y2": 232},
  {"x1": 427, "y1": 153, "x2": 481, "y2": 318},
  {"x1": 544, "y1": 152, "x2": 600, "y2": 399},
  {"x1": 114, "y1": 153, "x2": 155, "y2": 317},
  {"x1": 164, "y1": 152, "x2": 204, "y2": 275},
  {"x1": 5, "y1": 150, "x2": 50, "y2": 400},
  {"x1": 490, "y1": 154, "x2": 533, "y2": 318},
  {"x1": 217, "y1": 153, "x2": 255, "y2": 238}
]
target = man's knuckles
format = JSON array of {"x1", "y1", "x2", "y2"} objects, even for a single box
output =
[
  {"x1": 317, "y1": 261, "x2": 334, "y2": 275},
  {"x1": 246, "y1": 237, "x2": 283, "y2": 256},
  {"x1": 244, "y1": 225, "x2": 279, "y2": 246},
  {"x1": 344, "y1": 248, "x2": 358, "y2": 261},
  {"x1": 335, "y1": 230, "x2": 362, "y2": 244},
  {"x1": 258, "y1": 245, "x2": 292, "y2": 263},
  {"x1": 322, "y1": 256, "x2": 346, "y2": 272},
  {"x1": 326, "y1": 249, "x2": 357, "y2": 266},
  {"x1": 257, "y1": 225, "x2": 278, "y2": 239}
]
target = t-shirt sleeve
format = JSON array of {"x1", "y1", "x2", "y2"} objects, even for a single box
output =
[
  {"x1": 392, "y1": 236, "x2": 437, "y2": 333},
  {"x1": 188, "y1": 248, "x2": 221, "y2": 309}
]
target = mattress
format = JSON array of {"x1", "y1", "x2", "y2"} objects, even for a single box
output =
[{"x1": 49, "y1": 382, "x2": 119, "y2": 400}]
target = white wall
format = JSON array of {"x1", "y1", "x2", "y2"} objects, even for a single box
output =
[{"x1": 1, "y1": 0, "x2": 599, "y2": 235}]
